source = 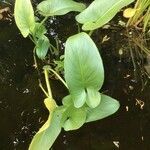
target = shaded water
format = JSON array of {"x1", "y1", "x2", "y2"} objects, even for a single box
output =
[{"x1": 0, "y1": 1, "x2": 150, "y2": 150}]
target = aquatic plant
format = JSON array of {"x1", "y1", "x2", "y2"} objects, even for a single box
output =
[
  {"x1": 14, "y1": 0, "x2": 146, "y2": 149},
  {"x1": 76, "y1": 0, "x2": 134, "y2": 30}
]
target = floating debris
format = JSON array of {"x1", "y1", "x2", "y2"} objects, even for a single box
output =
[
  {"x1": 113, "y1": 141, "x2": 120, "y2": 148},
  {"x1": 101, "y1": 35, "x2": 110, "y2": 43},
  {"x1": 126, "y1": 106, "x2": 129, "y2": 111},
  {"x1": 23, "y1": 88, "x2": 29, "y2": 94},
  {"x1": 135, "y1": 99, "x2": 145, "y2": 109}
]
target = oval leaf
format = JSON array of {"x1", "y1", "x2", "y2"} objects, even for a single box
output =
[
  {"x1": 36, "y1": 35, "x2": 50, "y2": 59},
  {"x1": 64, "y1": 32, "x2": 104, "y2": 108},
  {"x1": 86, "y1": 94, "x2": 120, "y2": 123},
  {"x1": 37, "y1": 0, "x2": 86, "y2": 17},
  {"x1": 76, "y1": 0, "x2": 134, "y2": 30},
  {"x1": 14, "y1": 0, "x2": 35, "y2": 37}
]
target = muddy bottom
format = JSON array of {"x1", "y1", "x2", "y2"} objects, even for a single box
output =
[{"x1": 0, "y1": 2, "x2": 150, "y2": 150}]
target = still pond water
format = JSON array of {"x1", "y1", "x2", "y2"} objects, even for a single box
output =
[{"x1": 0, "y1": 1, "x2": 150, "y2": 150}]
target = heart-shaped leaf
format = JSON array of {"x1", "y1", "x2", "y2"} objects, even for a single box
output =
[
  {"x1": 29, "y1": 98, "x2": 64, "y2": 150},
  {"x1": 36, "y1": 35, "x2": 50, "y2": 59},
  {"x1": 76, "y1": 0, "x2": 134, "y2": 30},
  {"x1": 64, "y1": 32, "x2": 104, "y2": 108},
  {"x1": 14, "y1": 0, "x2": 35, "y2": 37},
  {"x1": 86, "y1": 94, "x2": 120, "y2": 123},
  {"x1": 37, "y1": 0, "x2": 86, "y2": 17},
  {"x1": 61, "y1": 105, "x2": 87, "y2": 131}
]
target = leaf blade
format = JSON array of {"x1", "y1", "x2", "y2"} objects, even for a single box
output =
[
  {"x1": 14, "y1": 0, "x2": 35, "y2": 37},
  {"x1": 86, "y1": 94, "x2": 120, "y2": 122},
  {"x1": 86, "y1": 88, "x2": 101, "y2": 108},
  {"x1": 64, "y1": 32, "x2": 104, "y2": 108},
  {"x1": 76, "y1": 0, "x2": 134, "y2": 30},
  {"x1": 37, "y1": 0, "x2": 86, "y2": 17},
  {"x1": 29, "y1": 99, "x2": 64, "y2": 150},
  {"x1": 61, "y1": 105, "x2": 86, "y2": 131},
  {"x1": 36, "y1": 35, "x2": 50, "y2": 59}
]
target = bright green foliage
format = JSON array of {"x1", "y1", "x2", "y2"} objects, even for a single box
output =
[
  {"x1": 29, "y1": 98, "x2": 64, "y2": 150},
  {"x1": 64, "y1": 32, "x2": 104, "y2": 108},
  {"x1": 14, "y1": 0, "x2": 121, "y2": 148},
  {"x1": 29, "y1": 32, "x2": 120, "y2": 150},
  {"x1": 36, "y1": 35, "x2": 50, "y2": 59},
  {"x1": 86, "y1": 94, "x2": 120, "y2": 122},
  {"x1": 86, "y1": 87, "x2": 101, "y2": 108},
  {"x1": 14, "y1": 0, "x2": 35, "y2": 37},
  {"x1": 76, "y1": 0, "x2": 134, "y2": 30},
  {"x1": 33, "y1": 23, "x2": 47, "y2": 38},
  {"x1": 37, "y1": 0, "x2": 86, "y2": 17},
  {"x1": 61, "y1": 104, "x2": 87, "y2": 131}
]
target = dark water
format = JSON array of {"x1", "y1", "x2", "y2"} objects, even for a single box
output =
[{"x1": 0, "y1": 1, "x2": 150, "y2": 150}]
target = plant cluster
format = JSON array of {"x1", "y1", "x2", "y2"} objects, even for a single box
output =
[
  {"x1": 14, "y1": 0, "x2": 135, "y2": 149},
  {"x1": 126, "y1": 0, "x2": 150, "y2": 32}
]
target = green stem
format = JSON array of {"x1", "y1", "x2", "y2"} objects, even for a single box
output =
[
  {"x1": 44, "y1": 68, "x2": 53, "y2": 99},
  {"x1": 33, "y1": 47, "x2": 38, "y2": 68},
  {"x1": 77, "y1": 22, "x2": 81, "y2": 33},
  {"x1": 49, "y1": 68, "x2": 68, "y2": 89},
  {"x1": 88, "y1": 30, "x2": 94, "y2": 36},
  {"x1": 55, "y1": 38, "x2": 60, "y2": 53},
  {"x1": 29, "y1": 35, "x2": 36, "y2": 44},
  {"x1": 39, "y1": 16, "x2": 48, "y2": 27},
  {"x1": 50, "y1": 43, "x2": 58, "y2": 52},
  {"x1": 39, "y1": 83, "x2": 49, "y2": 97}
]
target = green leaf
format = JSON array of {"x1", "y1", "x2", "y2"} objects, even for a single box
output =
[
  {"x1": 37, "y1": 0, "x2": 86, "y2": 17},
  {"x1": 14, "y1": 0, "x2": 35, "y2": 37},
  {"x1": 33, "y1": 23, "x2": 47, "y2": 38},
  {"x1": 86, "y1": 94, "x2": 120, "y2": 123},
  {"x1": 62, "y1": 95, "x2": 73, "y2": 106},
  {"x1": 64, "y1": 32, "x2": 104, "y2": 108},
  {"x1": 72, "y1": 89, "x2": 86, "y2": 108},
  {"x1": 29, "y1": 99, "x2": 64, "y2": 150},
  {"x1": 76, "y1": 0, "x2": 134, "y2": 30},
  {"x1": 61, "y1": 105, "x2": 87, "y2": 131},
  {"x1": 86, "y1": 88, "x2": 101, "y2": 108},
  {"x1": 36, "y1": 35, "x2": 50, "y2": 59}
]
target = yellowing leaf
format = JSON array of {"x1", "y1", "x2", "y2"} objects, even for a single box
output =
[
  {"x1": 29, "y1": 106, "x2": 64, "y2": 150},
  {"x1": 123, "y1": 8, "x2": 136, "y2": 18}
]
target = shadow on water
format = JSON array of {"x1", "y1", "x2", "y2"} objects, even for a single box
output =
[{"x1": 0, "y1": 1, "x2": 150, "y2": 150}]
